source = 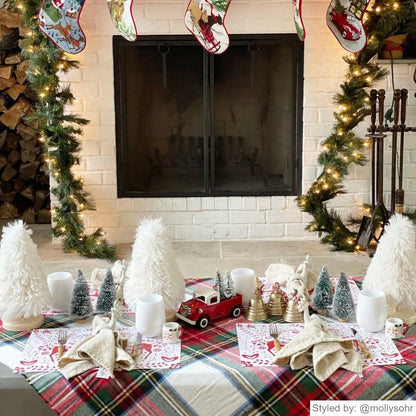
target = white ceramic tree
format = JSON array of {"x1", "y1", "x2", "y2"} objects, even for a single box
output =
[
  {"x1": 124, "y1": 218, "x2": 185, "y2": 318},
  {"x1": 363, "y1": 214, "x2": 416, "y2": 324},
  {"x1": 0, "y1": 221, "x2": 50, "y2": 330}
]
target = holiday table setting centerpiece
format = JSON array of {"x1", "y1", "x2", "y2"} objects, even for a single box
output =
[{"x1": 1, "y1": 217, "x2": 416, "y2": 415}]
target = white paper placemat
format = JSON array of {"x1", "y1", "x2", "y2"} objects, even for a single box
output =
[
  {"x1": 15, "y1": 327, "x2": 181, "y2": 373},
  {"x1": 236, "y1": 322, "x2": 405, "y2": 368}
]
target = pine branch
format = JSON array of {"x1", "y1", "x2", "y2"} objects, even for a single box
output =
[{"x1": 13, "y1": 0, "x2": 116, "y2": 260}]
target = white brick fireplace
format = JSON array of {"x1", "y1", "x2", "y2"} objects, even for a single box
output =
[{"x1": 61, "y1": 0, "x2": 416, "y2": 243}]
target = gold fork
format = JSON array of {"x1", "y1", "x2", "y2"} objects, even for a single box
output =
[
  {"x1": 57, "y1": 329, "x2": 68, "y2": 359},
  {"x1": 269, "y1": 323, "x2": 281, "y2": 352}
]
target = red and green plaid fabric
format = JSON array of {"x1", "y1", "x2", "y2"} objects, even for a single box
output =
[{"x1": 1, "y1": 278, "x2": 415, "y2": 416}]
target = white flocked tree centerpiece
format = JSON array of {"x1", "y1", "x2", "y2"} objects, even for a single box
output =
[
  {"x1": 0, "y1": 221, "x2": 50, "y2": 331},
  {"x1": 363, "y1": 214, "x2": 416, "y2": 324},
  {"x1": 124, "y1": 218, "x2": 185, "y2": 321}
]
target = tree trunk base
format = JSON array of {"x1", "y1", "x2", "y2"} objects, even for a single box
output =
[
  {"x1": 2, "y1": 314, "x2": 44, "y2": 331},
  {"x1": 165, "y1": 309, "x2": 177, "y2": 322},
  {"x1": 387, "y1": 306, "x2": 416, "y2": 325},
  {"x1": 316, "y1": 309, "x2": 329, "y2": 316}
]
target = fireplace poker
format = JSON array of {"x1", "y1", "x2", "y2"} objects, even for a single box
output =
[
  {"x1": 375, "y1": 89, "x2": 389, "y2": 235},
  {"x1": 396, "y1": 89, "x2": 408, "y2": 214},
  {"x1": 390, "y1": 89, "x2": 401, "y2": 215},
  {"x1": 369, "y1": 89, "x2": 378, "y2": 210},
  {"x1": 358, "y1": 90, "x2": 389, "y2": 253}
]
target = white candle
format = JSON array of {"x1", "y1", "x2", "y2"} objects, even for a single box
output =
[
  {"x1": 231, "y1": 268, "x2": 256, "y2": 308},
  {"x1": 47, "y1": 272, "x2": 73, "y2": 312},
  {"x1": 356, "y1": 288, "x2": 387, "y2": 332},
  {"x1": 135, "y1": 293, "x2": 165, "y2": 337}
]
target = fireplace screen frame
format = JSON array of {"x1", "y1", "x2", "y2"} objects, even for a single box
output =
[{"x1": 113, "y1": 34, "x2": 304, "y2": 198}]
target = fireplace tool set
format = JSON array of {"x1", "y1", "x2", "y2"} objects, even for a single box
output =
[{"x1": 357, "y1": 88, "x2": 415, "y2": 255}]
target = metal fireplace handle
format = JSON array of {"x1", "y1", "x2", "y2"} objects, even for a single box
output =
[{"x1": 158, "y1": 44, "x2": 170, "y2": 88}]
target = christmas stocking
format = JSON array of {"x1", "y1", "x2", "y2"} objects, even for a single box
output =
[
  {"x1": 38, "y1": 0, "x2": 87, "y2": 54},
  {"x1": 326, "y1": 0, "x2": 370, "y2": 53},
  {"x1": 292, "y1": 0, "x2": 305, "y2": 41},
  {"x1": 107, "y1": 0, "x2": 138, "y2": 42},
  {"x1": 185, "y1": 0, "x2": 232, "y2": 55}
]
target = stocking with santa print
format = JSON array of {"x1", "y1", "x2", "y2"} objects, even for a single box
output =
[
  {"x1": 38, "y1": 0, "x2": 86, "y2": 54},
  {"x1": 326, "y1": 0, "x2": 370, "y2": 53},
  {"x1": 185, "y1": 0, "x2": 232, "y2": 54},
  {"x1": 107, "y1": 0, "x2": 138, "y2": 42}
]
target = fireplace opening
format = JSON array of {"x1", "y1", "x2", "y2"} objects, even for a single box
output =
[{"x1": 113, "y1": 34, "x2": 304, "y2": 197}]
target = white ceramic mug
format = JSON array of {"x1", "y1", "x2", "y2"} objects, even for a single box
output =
[
  {"x1": 356, "y1": 288, "x2": 387, "y2": 332},
  {"x1": 385, "y1": 317, "x2": 409, "y2": 339},
  {"x1": 162, "y1": 322, "x2": 183, "y2": 344},
  {"x1": 135, "y1": 293, "x2": 165, "y2": 337},
  {"x1": 230, "y1": 268, "x2": 257, "y2": 308},
  {"x1": 47, "y1": 272, "x2": 73, "y2": 312}
]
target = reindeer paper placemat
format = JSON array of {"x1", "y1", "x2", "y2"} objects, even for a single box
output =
[
  {"x1": 15, "y1": 327, "x2": 181, "y2": 373},
  {"x1": 236, "y1": 322, "x2": 405, "y2": 368}
]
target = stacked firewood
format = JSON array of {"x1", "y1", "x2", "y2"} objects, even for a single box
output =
[{"x1": 0, "y1": 7, "x2": 50, "y2": 224}]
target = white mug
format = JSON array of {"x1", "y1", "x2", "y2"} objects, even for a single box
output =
[
  {"x1": 162, "y1": 322, "x2": 183, "y2": 344},
  {"x1": 385, "y1": 317, "x2": 409, "y2": 339},
  {"x1": 135, "y1": 293, "x2": 165, "y2": 337},
  {"x1": 230, "y1": 268, "x2": 257, "y2": 308},
  {"x1": 47, "y1": 272, "x2": 73, "y2": 312},
  {"x1": 356, "y1": 288, "x2": 387, "y2": 332}
]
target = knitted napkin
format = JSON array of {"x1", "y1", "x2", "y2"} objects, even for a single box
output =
[
  {"x1": 58, "y1": 315, "x2": 135, "y2": 379},
  {"x1": 274, "y1": 315, "x2": 364, "y2": 381}
]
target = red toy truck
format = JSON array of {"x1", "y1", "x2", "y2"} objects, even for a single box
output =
[{"x1": 176, "y1": 287, "x2": 243, "y2": 328}]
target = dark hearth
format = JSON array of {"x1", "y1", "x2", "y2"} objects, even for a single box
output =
[{"x1": 114, "y1": 34, "x2": 304, "y2": 197}]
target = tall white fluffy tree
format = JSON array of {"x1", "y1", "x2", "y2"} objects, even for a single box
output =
[
  {"x1": 363, "y1": 214, "x2": 416, "y2": 323},
  {"x1": 124, "y1": 218, "x2": 185, "y2": 313},
  {"x1": 0, "y1": 221, "x2": 50, "y2": 329}
]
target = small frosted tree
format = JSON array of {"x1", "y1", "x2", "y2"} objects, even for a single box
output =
[
  {"x1": 214, "y1": 269, "x2": 228, "y2": 299},
  {"x1": 311, "y1": 266, "x2": 333, "y2": 314},
  {"x1": 70, "y1": 270, "x2": 93, "y2": 320},
  {"x1": 0, "y1": 221, "x2": 50, "y2": 326},
  {"x1": 333, "y1": 272, "x2": 355, "y2": 321},
  {"x1": 214, "y1": 269, "x2": 222, "y2": 295},
  {"x1": 223, "y1": 271, "x2": 236, "y2": 298},
  {"x1": 124, "y1": 218, "x2": 185, "y2": 312},
  {"x1": 96, "y1": 269, "x2": 116, "y2": 313}
]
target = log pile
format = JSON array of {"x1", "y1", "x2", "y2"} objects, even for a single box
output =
[{"x1": 0, "y1": 7, "x2": 50, "y2": 224}]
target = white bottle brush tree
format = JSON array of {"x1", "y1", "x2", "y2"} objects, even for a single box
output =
[
  {"x1": 0, "y1": 221, "x2": 50, "y2": 331},
  {"x1": 332, "y1": 272, "x2": 355, "y2": 322},
  {"x1": 311, "y1": 266, "x2": 333, "y2": 315},
  {"x1": 363, "y1": 214, "x2": 416, "y2": 324},
  {"x1": 124, "y1": 218, "x2": 185, "y2": 315},
  {"x1": 70, "y1": 270, "x2": 93, "y2": 321}
]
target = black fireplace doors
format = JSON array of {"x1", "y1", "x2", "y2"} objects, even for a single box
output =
[{"x1": 114, "y1": 34, "x2": 304, "y2": 197}]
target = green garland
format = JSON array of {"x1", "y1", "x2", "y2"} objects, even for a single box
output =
[
  {"x1": 297, "y1": 0, "x2": 416, "y2": 252},
  {"x1": 12, "y1": 0, "x2": 115, "y2": 259},
  {"x1": 8, "y1": 0, "x2": 415, "y2": 257}
]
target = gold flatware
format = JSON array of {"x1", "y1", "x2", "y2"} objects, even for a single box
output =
[
  {"x1": 351, "y1": 328, "x2": 371, "y2": 359},
  {"x1": 57, "y1": 329, "x2": 68, "y2": 359},
  {"x1": 269, "y1": 323, "x2": 281, "y2": 352},
  {"x1": 131, "y1": 331, "x2": 142, "y2": 360}
]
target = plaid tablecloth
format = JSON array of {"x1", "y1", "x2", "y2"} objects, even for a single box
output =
[{"x1": 1, "y1": 278, "x2": 415, "y2": 416}]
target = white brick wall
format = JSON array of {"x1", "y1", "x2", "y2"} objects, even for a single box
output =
[{"x1": 64, "y1": 0, "x2": 416, "y2": 242}]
